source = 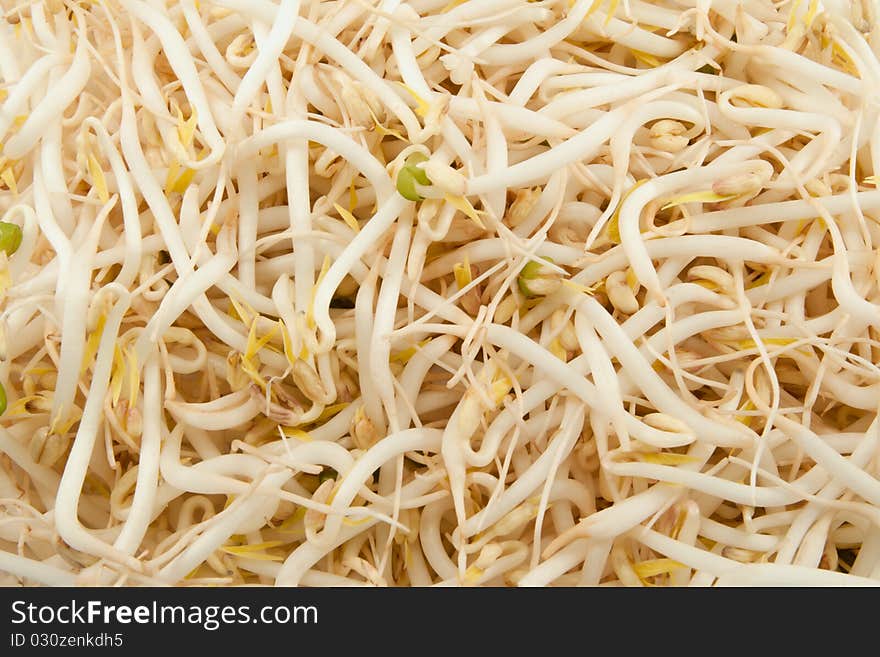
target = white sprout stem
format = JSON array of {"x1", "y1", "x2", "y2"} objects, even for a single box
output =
[
  {"x1": 577, "y1": 295, "x2": 752, "y2": 447},
  {"x1": 284, "y1": 86, "x2": 313, "y2": 350},
  {"x1": 229, "y1": 0, "x2": 301, "y2": 125},
  {"x1": 573, "y1": 313, "x2": 630, "y2": 450},
  {"x1": 82, "y1": 118, "x2": 143, "y2": 289},
  {"x1": 54, "y1": 286, "x2": 141, "y2": 571},
  {"x1": 517, "y1": 539, "x2": 589, "y2": 588},
  {"x1": 312, "y1": 196, "x2": 409, "y2": 350},
  {"x1": 0, "y1": 427, "x2": 61, "y2": 510},
  {"x1": 133, "y1": 221, "x2": 237, "y2": 364},
  {"x1": 589, "y1": 99, "x2": 705, "y2": 245},
  {"x1": 370, "y1": 209, "x2": 414, "y2": 433},
  {"x1": 180, "y1": 0, "x2": 241, "y2": 92},
  {"x1": 356, "y1": 265, "x2": 385, "y2": 430},
  {"x1": 112, "y1": 354, "x2": 162, "y2": 555},
  {"x1": 157, "y1": 469, "x2": 291, "y2": 584},
  {"x1": 2, "y1": 17, "x2": 91, "y2": 159},
  {"x1": 49, "y1": 197, "x2": 116, "y2": 430},
  {"x1": 236, "y1": 160, "x2": 260, "y2": 290},
  {"x1": 461, "y1": 402, "x2": 585, "y2": 537},
  {"x1": 774, "y1": 414, "x2": 880, "y2": 507},
  {"x1": 165, "y1": 390, "x2": 262, "y2": 431},
  {"x1": 467, "y1": 103, "x2": 628, "y2": 194},
  {"x1": 310, "y1": 428, "x2": 444, "y2": 549},
  {"x1": 713, "y1": 563, "x2": 879, "y2": 587},
  {"x1": 121, "y1": 0, "x2": 226, "y2": 168},
  {"x1": 0, "y1": 551, "x2": 75, "y2": 587},
  {"x1": 617, "y1": 159, "x2": 775, "y2": 302},
  {"x1": 394, "y1": 335, "x2": 458, "y2": 429},
  {"x1": 0, "y1": 52, "x2": 63, "y2": 141},
  {"x1": 212, "y1": 0, "x2": 422, "y2": 139}
]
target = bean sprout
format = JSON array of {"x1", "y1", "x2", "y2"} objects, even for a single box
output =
[{"x1": 1, "y1": 0, "x2": 879, "y2": 588}]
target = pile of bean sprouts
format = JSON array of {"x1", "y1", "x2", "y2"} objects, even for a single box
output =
[{"x1": 1, "y1": 0, "x2": 880, "y2": 587}]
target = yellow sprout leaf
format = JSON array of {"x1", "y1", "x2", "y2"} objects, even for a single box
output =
[
  {"x1": 176, "y1": 106, "x2": 199, "y2": 149},
  {"x1": 606, "y1": 179, "x2": 649, "y2": 243},
  {"x1": 549, "y1": 338, "x2": 567, "y2": 361},
  {"x1": 453, "y1": 255, "x2": 472, "y2": 290},
  {"x1": 736, "y1": 399, "x2": 755, "y2": 426},
  {"x1": 581, "y1": 0, "x2": 604, "y2": 20},
  {"x1": 375, "y1": 121, "x2": 407, "y2": 141},
  {"x1": 279, "y1": 320, "x2": 298, "y2": 367},
  {"x1": 632, "y1": 558, "x2": 685, "y2": 579},
  {"x1": 631, "y1": 49, "x2": 661, "y2": 67},
  {"x1": 390, "y1": 338, "x2": 432, "y2": 364},
  {"x1": 442, "y1": 0, "x2": 466, "y2": 11},
  {"x1": 0, "y1": 166, "x2": 18, "y2": 194},
  {"x1": 831, "y1": 41, "x2": 859, "y2": 77},
  {"x1": 110, "y1": 345, "x2": 125, "y2": 406},
  {"x1": 735, "y1": 337, "x2": 798, "y2": 350},
  {"x1": 349, "y1": 179, "x2": 358, "y2": 210},
  {"x1": 636, "y1": 452, "x2": 698, "y2": 465},
  {"x1": 604, "y1": 0, "x2": 619, "y2": 25},
  {"x1": 164, "y1": 146, "x2": 207, "y2": 195},
  {"x1": 125, "y1": 348, "x2": 140, "y2": 405},
  {"x1": 463, "y1": 565, "x2": 484, "y2": 584},
  {"x1": 54, "y1": 409, "x2": 85, "y2": 435},
  {"x1": 562, "y1": 279, "x2": 601, "y2": 296},
  {"x1": 228, "y1": 296, "x2": 256, "y2": 327},
  {"x1": 490, "y1": 378, "x2": 513, "y2": 406},
  {"x1": 220, "y1": 541, "x2": 285, "y2": 561},
  {"x1": 333, "y1": 202, "x2": 360, "y2": 232},
  {"x1": 445, "y1": 195, "x2": 486, "y2": 230},
  {"x1": 787, "y1": 0, "x2": 805, "y2": 32},
  {"x1": 369, "y1": 108, "x2": 407, "y2": 141},
  {"x1": 396, "y1": 82, "x2": 430, "y2": 118},
  {"x1": 168, "y1": 166, "x2": 197, "y2": 194},
  {"x1": 277, "y1": 506, "x2": 307, "y2": 533},
  {"x1": 281, "y1": 427, "x2": 313, "y2": 442},
  {"x1": 81, "y1": 313, "x2": 108, "y2": 373},
  {"x1": 87, "y1": 153, "x2": 109, "y2": 203},
  {"x1": 164, "y1": 160, "x2": 181, "y2": 195},
  {"x1": 239, "y1": 353, "x2": 267, "y2": 389},
  {"x1": 671, "y1": 507, "x2": 688, "y2": 540},
  {"x1": 698, "y1": 536, "x2": 717, "y2": 550},
  {"x1": 661, "y1": 190, "x2": 737, "y2": 210},
  {"x1": 804, "y1": 0, "x2": 820, "y2": 28},
  {"x1": 315, "y1": 403, "x2": 349, "y2": 423},
  {"x1": 307, "y1": 255, "x2": 332, "y2": 330},
  {"x1": 245, "y1": 316, "x2": 279, "y2": 362}
]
